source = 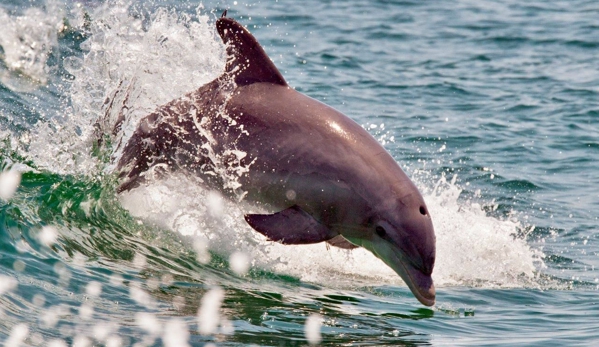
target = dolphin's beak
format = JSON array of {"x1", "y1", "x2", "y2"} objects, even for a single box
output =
[
  {"x1": 396, "y1": 257, "x2": 436, "y2": 306},
  {"x1": 360, "y1": 238, "x2": 436, "y2": 306}
]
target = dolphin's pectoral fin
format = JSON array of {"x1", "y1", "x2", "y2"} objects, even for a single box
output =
[
  {"x1": 326, "y1": 235, "x2": 359, "y2": 250},
  {"x1": 245, "y1": 205, "x2": 336, "y2": 245},
  {"x1": 216, "y1": 16, "x2": 287, "y2": 87}
]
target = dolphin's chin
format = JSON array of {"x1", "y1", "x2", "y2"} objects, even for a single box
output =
[
  {"x1": 357, "y1": 238, "x2": 436, "y2": 306},
  {"x1": 404, "y1": 265, "x2": 435, "y2": 307}
]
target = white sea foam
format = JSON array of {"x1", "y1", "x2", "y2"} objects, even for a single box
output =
[
  {"x1": 424, "y1": 174, "x2": 544, "y2": 287},
  {"x1": 0, "y1": 0, "x2": 64, "y2": 89},
  {"x1": 120, "y1": 171, "x2": 543, "y2": 289},
  {"x1": 68, "y1": 0, "x2": 225, "y2": 163},
  {"x1": 22, "y1": 0, "x2": 225, "y2": 177}
]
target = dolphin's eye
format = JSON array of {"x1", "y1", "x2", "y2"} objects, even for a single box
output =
[
  {"x1": 419, "y1": 206, "x2": 427, "y2": 216},
  {"x1": 375, "y1": 226, "x2": 387, "y2": 238}
]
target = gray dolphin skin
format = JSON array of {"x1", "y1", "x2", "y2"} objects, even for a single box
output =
[{"x1": 115, "y1": 12, "x2": 436, "y2": 306}]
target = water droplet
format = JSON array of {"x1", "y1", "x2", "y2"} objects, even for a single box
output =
[
  {"x1": 304, "y1": 314, "x2": 323, "y2": 345},
  {"x1": 0, "y1": 170, "x2": 21, "y2": 200},
  {"x1": 197, "y1": 287, "x2": 225, "y2": 335},
  {"x1": 229, "y1": 252, "x2": 250, "y2": 275}
]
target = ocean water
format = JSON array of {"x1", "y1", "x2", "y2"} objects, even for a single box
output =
[{"x1": 0, "y1": 0, "x2": 598, "y2": 346}]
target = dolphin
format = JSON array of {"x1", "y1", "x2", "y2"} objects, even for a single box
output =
[{"x1": 115, "y1": 12, "x2": 436, "y2": 306}]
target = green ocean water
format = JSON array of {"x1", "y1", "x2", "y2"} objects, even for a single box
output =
[{"x1": 1, "y1": 0, "x2": 598, "y2": 346}]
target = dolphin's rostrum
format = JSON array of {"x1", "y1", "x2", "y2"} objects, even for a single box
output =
[{"x1": 115, "y1": 13, "x2": 436, "y2": 306}]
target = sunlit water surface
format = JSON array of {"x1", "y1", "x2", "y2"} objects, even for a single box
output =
[{"x1": 1, "y1": 0, "x2": 598, "y2": 346}]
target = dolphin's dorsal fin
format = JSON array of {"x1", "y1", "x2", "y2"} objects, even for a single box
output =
[
  {"x1": 216, "y1": 15, "x2": 287, "y2": 86},
  {"x1": 245, "y1": 205, "x2": 337, "y2": 244}
]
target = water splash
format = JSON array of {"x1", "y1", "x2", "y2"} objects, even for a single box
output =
[
  {"x1": 23, "y1": 0, "x2": 226, "y2": 177},
  {"x1": 0, "y1": 0, "x2": 64, "y2": 89},
  {"x1": 69, "y1": 0, "x2": 225, "y2": 157},
  {"x1": 120, "y1": 170, "x2": 544, "y2": 289},
  {"x1": 425, "y1": 174, "x2": 544, "y2": 287}
]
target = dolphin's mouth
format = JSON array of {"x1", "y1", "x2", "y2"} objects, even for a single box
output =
[
  {"x1": 357, "y1": 238, "x2": 436, "y2": 306},
  {"x1": 401, "y1": 261, "x2": 435, "y2": 306},
  {"x1": 382, "y1": 248, "x2": 435, "y2": 306}
]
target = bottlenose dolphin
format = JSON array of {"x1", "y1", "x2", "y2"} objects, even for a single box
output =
[{"x1": 115, "y1": 12, "x2": 436, "y2": 306}]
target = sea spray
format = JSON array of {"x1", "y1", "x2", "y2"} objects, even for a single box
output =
[
  {"x1": 0, "y1": 0, "x2": 64, "y2": 88},
  {"x1": 22, "y1": 0, "x2": 226, "y2": 177},
  {"x1": 428, "y1": 174, "x2": 545, "y2": 287},
  {"x1": 120, "y1": 172, "x2": 544, "y2": 289}
]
